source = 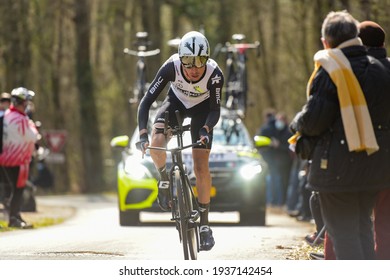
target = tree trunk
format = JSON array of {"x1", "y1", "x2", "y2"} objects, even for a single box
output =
[
  {"x1": 73, "y1": 0, "x2": 104, "y2": 192},
  {"x1": 249, "y1": 0, "x2": 277, "y2": 109},
  {"x1": 0, "y1": 0, "x2": 32, "y2": 88}
]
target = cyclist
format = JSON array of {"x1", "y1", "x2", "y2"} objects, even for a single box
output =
[{"x1": 137, "y1": 31, "x2": 224, "y2": 251}]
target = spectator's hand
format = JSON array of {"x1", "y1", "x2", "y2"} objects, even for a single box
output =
[
  {"x1": 136, "y1": 133, "x2": 149, "y2": 154},
  {"x1": 199, "y1": 127, "x2": 210, "y2": 145}
]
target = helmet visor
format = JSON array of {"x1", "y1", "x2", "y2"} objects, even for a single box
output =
[{"x1": 180, "y1": 56, "x2": 208, "y2": 68}]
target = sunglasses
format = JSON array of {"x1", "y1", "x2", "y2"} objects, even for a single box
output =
[{"x1": 180, "y1": 56, "x2": 208, "y2": 68}]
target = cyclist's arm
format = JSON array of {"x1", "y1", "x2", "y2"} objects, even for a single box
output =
[
  {"x1": 204, "y1": 67, "x2": 224, "y2": 132},
  {"x1": 138, "y1": 58, "x2": 175, "y2": 132}
]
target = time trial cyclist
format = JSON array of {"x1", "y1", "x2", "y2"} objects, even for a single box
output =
[{"x1": 137, "y1": 31, "x2": 224, "y2": 251}]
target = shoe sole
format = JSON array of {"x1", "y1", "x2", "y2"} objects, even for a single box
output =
[
  {"x1": 200, "y1": 237, "x2": 215, "y2": 251},
  {"x1": 200, "y1": 243, "x2": 215, "y2": 251}
]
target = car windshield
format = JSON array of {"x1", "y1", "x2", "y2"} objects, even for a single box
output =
[{"x1": 213, "y1": 117, "x2": 252, "y2": 146}]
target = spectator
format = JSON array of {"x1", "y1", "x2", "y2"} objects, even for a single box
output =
[
  {"x1": 0, "y1": 92, "x2": 11, "y2": 220},
  {"x1": 256, "y1": 109, "x2": 278, "y2": 206},
  {"x1": 257, "y1": 109, "x2": 293, "y2": 207},
  {"x1": 274, "y1": 112, "x2": 294, "y2": 204},
  {"x1": 285, "y1": 156, "x2": 302, "y2": 216},
  {"x1": 358, "y1": 22, "x2": 390, "y2": 259},
  {"x1": 0, "y1": 87, "x2": 39, "y2": 229},
  {"x1": 0, "y1": 92, "x2": 11, "y2": 111},
  {"x1": 290, "y1": 11, "x2": 390, "y2": 259},
  {"x1": 324, "y1": 20, "x2": 390, "y2": 261},
  {"x1": 294, "y1": 160, "x2": 312, "y2": 222},
  {"x1": 0, "y1": 92, "x2": 11, "y2": 154}
]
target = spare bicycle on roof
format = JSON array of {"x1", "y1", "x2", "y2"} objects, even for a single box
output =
[
  {"x1": 124, "y1": 32, "x2": 160, "y2": 104},
  {"x1": 214, "y1": 34, "x2": 260, "y2": 118}
]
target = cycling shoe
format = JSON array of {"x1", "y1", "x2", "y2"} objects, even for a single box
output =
[
  {"x1": 199, "y1": 225, "x2": 215, "y2": 251},
  {"x1": 157, "y1": 181, "x2": 171, "y2": 212}
]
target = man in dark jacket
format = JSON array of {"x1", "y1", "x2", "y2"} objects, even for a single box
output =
[{"x1": 290, "y1": 11, "x2": 390, "y2": 259}]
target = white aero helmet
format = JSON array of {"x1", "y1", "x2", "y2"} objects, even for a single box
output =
[
  {"x1": 178, "y1": 31, "x2": 210, "y2": 68},
  {"x1": 11, "y1": 87, "x2": 35, "y2": 101}
]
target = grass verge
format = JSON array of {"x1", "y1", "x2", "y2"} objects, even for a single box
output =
[{"x1": 0, "y1": 204, "x2": 75, "y2": 232}]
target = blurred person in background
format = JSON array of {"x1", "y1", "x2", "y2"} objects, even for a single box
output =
[
  {"x1": 274, "y1": 112, "x2": 294, "y2": 205},
  {"x1": 0, "y1": 92, "x2": 11, "y2": 112},
  {"x1": 257, "y1": 110, "x2": 293, "y2": 207},
  {"x1": 0, "y1": 87, "x2": 39, "y2": 229},
  {"x1": 0, "y1": 92, "x2": 11, "y2": 154},
  {"x1": 0, "y1": 92, "x2": 11, "y2": 224}
]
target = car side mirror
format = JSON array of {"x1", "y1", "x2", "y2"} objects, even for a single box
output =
[
  {"x1": 110, "y1": 135, "x2": 129, "y2": 148},
  {"x1": 254, "y1": 135, "x2": 271, "y2": 148}
]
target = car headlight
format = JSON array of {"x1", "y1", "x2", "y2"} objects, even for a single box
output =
[
  {"x1": 239, "y1": 163, "x2": 262, "y2": 180},
  {"x1": 124, "y1": 157, "x2": 152, "y2": 180}
]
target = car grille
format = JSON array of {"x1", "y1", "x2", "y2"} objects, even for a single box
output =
[
  {"x1": 211, "y1": 168, "x2": 236, "y2": 185},
  {"x1": 125, "y1": 189, "x2": 153, "y2": 204}
]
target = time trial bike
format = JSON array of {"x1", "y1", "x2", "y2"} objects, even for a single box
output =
[{"x1": 143, "y1": 110, "x2": 202, "y2": 260}]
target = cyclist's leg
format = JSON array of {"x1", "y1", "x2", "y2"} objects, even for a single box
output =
[
  {"x1": 192, "y1": 150, "x2": 211, "y2": 205},
  {"x1": 150, "y1": 100, "x2": 169, "y2": 172},
  {"x1": 189, "y1": 101, "x2": 215, "y2": 250},
  {"x1": 188, "y1": 100, "x2": 213, "y2": 206},
  {"x1": 151, "y1": 92, "x2": 185, "y2": 169},
  {"x1": 152, "y1": 93, "x2": 186, "y2": 211},
  {"x1": 192, "y1": 148, "x2": 215, "y2": 251}
]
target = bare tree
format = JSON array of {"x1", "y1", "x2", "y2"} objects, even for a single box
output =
[
  {"x1": 74, "y1": 0, "x2": 104, "y2": 192},
  {"x1": 0, "y1": 0, "x2": 32, "y2": 88},
  {"x1": 249, "y1": 0, "x2": 277, "y2": 109},
  {"x1": 30, "y1": 0, "x2": 72, "y2": 192}
]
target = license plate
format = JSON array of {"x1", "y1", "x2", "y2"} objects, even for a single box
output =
[{"x1": 192, "y1": 186, "x2": 216, "y2": 197}]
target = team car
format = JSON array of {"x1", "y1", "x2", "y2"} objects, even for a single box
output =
[{"x1": 110, "y1": 108, "x2": 268, "y2": 226}]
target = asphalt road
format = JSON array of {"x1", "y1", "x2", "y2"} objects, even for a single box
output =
[{"x1": 0, "y1": 194, "x2": 314, "y2": 260}]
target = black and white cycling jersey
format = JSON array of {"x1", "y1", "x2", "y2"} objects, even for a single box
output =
[{"x1": 138, "y1": 53, "x2": 224, "y2": 132}]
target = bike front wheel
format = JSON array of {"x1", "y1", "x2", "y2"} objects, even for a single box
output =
[
  {"x1": 184, "y1": 174, "x2": 199, "y2": 260},
  {"x1": 174, "y1": 169, "x2": 198, "y2": 260}
]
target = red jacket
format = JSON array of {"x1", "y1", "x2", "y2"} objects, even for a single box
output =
[{"x1": 0, "y1": 106, "x2": 39, "y2": 187}]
